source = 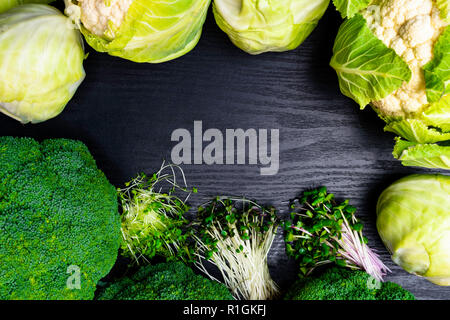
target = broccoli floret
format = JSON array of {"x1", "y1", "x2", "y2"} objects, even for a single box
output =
[
  {"x1": 284, "y1": 267, "x2": 415, "y2": 300},
  {"x1": 0, "y1": 137, "x2": 121, "y2": 300},
  {"x1": 96, "y1": 262, "x2": 233, "y2": 300}
]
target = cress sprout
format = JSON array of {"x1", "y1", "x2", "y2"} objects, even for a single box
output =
[
  {"x1": 284, "y1": 187, "x2": 389, "y2": 282},
  {"x1": 119, "y1": 162, "x2": 195, "y2": 264},
  {"x1": 192, "y1": 197, "x2": 280, "y2": 300}
]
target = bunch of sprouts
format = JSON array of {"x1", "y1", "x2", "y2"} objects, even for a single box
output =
[
  {"x1": 118, "y1": 162, "x2": 194, "y2": 264},
  {"x1": 192, "y1": 197, "x2": 280, "y2": 300},
  {"x1": 284, "y1": 187, "x2": 389, "y2": 282}
]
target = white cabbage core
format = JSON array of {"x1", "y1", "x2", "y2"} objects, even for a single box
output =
[{"x1": 363, "y1": 0, "x2": 449, "y2": 117}]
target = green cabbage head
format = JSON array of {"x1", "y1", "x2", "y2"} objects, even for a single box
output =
[
  {"x1": 65, "y1": 0, "x2": 210, "y2": 63},
  {"x1": 0, "y1": 4, "x2": 85, "y2": 123},
  {"x1": 377, "y1": 174, "x2": 450, "y2": 286},
  {"x1": 213, "y1": 0, "x2": 330, "y2": 54}
]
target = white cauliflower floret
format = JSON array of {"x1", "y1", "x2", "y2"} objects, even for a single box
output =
[
  {"x1": 362, "y1": 0, "x2": 449, "y2": 117},
  {"x1": 78, "y1": 0, "x2": 133, "y2": 38}
]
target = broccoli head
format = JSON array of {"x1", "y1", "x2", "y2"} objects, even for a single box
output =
[
  {"x1": 0, "y1": 137, "x2": 121, "y2": 300},
  {"x1": 284, "y1": 267, "x2": 415, "y2": 300},
  {"x1": 97, "y1": 262, "x2": 233, "y2": 300}
]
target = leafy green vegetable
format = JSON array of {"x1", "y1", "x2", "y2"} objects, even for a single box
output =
[
  {"x1": 119, "y1": 163, "x2": 194, "y2": 264},
  {"x1": 284, "y1": 187, "x2": 389, "y2": 281},
  {"x1": 284, "y1": 267, "x2": 415, "y2": 300},
  {"x1": 96, "y1": 262, "x2": 233, "y2": 300},
  {"x1": 436, "y1": 0, "x2": 450, "y2": 22},
  {"x1": 385, "y1": 119, "x2": 450, "y2": 144},
  {"x1": 424, "y1": 27, "x2": 450, "y2": 103},
  {"x1": 377, "y1": 174, "x2": 450, "y2": 286},
  {"x1": 385, "y1": 94, "x2": 450, "y2": 169},
  {"x1": 192, "y1": 197, "x2": 280, "y2": 300},
  {"x1": 332, "y1": 0, "x2": 370, "y2": 18},
  {"x1": 421, "y1": 93, "x2": 450, "y2": 132},
  {"x1": 0, "y1": 4, "x2": 85, "y2": 123},
  {"x1": 330, "y1": 14, "x2": 412, "y2": 108},
  {"x1": 0, "y1": 0, "x2": 53, "y2": 13},
  {"x1": 0, "y1": 137, "x2": 121, "y2": 300},
  {"x1": 66, "y1": 0, "x2": 210, "y2": 63},
  {"x1": 330, "y1": 2, "x2": 450, "y2": 171},
  {"x1": 393, "y1": 138, "x2": 450, "y2": 169},
  {"x1": 213, "y1": 0, "x2": 330, "y2": 54}
]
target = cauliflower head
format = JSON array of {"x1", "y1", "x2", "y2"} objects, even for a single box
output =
[
  {"x1": 66, "y1": 0, "x2": 133, "y2": 39},
  {"x1": 331, "y1": 0, "x2": 450, "y2": 170},
  {"x1": 363, "y1": 0, "x2": 448, "y2": 117}
]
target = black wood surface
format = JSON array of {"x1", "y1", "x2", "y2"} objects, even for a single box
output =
[{"x1": 1, "y1": 6, "x2": 449, "y2": 300}]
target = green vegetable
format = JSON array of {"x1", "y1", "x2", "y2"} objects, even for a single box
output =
[
  {"x1": 330, "y1": 0, "x2": 450, "y2": 170},
  {"x1": 96, "y1": 262, "x2": 233, "y2": 300},
  {"x1": 330, "y1": 14, "x2": 412, "y2": 108},
  {"x1": 377, "y1": 174, "x2": 450, "y2": 286},
  {"x1": 0, "y1": 137, "x2": 121, "y2": 300},
  {"x1": 284, "y1": 187, "x2": 389, "y2": 281},
  {"x1": 213, "y1": 0, "x2": 330, "y2": 54},
  {"x1": 0, "y1": 0, "x2": 53, "y2": 13},
  {"x1": 437, "y1": 0, "x2": 450, "y2": 21},
  {"x1": 119, "y1": 163, "x2": 194, "y2": 264},
  {"x1": 0, "y1": 4, "x2": 85, "y2": 123},
  {"x1": 65, "y1": 0, "x2": 210, "y2": 63},
  {"x1": 332, "y1": 0, "x2": 371, "y2": 18},
  {"x1": 284, "y1": 267, "x2": 415, "y2": 300},
  {"x1": 192, "y1": 197, "x2": 280, "y2": 300},
  {"x1": 424, "y1": 27, "x2": 450, "y2": 102}
]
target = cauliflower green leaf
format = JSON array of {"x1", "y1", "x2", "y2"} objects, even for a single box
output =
[
  {"x1": 385, "y1": 119, "x2": 450, "y2": 144},
  {"x1": 424, "y1": 26, "x2": 450, "y2": 103},
  {"x1": 422, "y1": 93, "x2": 450, "y2": 131},
  {"x1": 330, "y1": 14, "x2": 412, "y2": 108},
  {"x1": 393, "y1": 138, "x2": 450, "y2": 169},
  {"x1": 436, "y1": 0, "x2": 450, "y2": 22},
  {"x1": 332, "y1": 0, "x2": 370, "y2": 19}
]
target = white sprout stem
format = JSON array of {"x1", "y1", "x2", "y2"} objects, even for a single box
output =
[{"x1": 193, "y1": 214, "x2": 279, "y2": 300}]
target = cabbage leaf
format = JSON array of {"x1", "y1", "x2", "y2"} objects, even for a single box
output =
[
  {"x1": 0, "y1": 4, "x2": 85, "y2": 123},
  {"x1": 213, "y1": 0, "x2": 330, "y2": 55},
  {"x1": 330, "y1": 14, "x2": 411, "y2": 108},
  {"x1": 332, "y1": 0, "x2": 370, "y2": 18},
  {"x1": 0, "y1": 0, "x2": 53, "y2": 14}
]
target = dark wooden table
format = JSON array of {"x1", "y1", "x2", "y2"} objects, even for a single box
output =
[{"x1": 1, "y1": 6, "x2": 448, "y2": 300}]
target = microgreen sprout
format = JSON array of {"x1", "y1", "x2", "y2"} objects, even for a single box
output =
[
  {"x1": 284, "y1": 187, "x2": 390, "y2": 282},
  {"x1": 192, "y1": 197, "x2": 280, "y2": 300},
  {"x1": 119, "y1": 162, "x2": 195, "y2": 264}
]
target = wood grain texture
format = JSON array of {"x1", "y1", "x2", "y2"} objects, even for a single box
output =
[{"x1": 0, "y1": 5, "x2": 449, "y2": 300}]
